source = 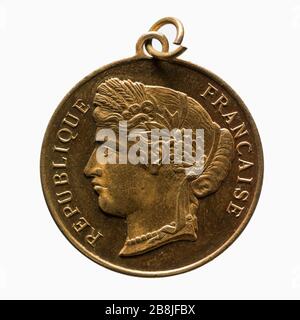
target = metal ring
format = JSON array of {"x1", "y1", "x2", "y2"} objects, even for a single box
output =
[
  {"x1": 145, "y1": 17, "x2": 187, "y2": 59},
  {"x1": 136, "y1": 31, "x2": 169, "y2": 57}
]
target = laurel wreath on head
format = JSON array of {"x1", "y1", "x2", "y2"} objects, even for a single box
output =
[{"x1": 93, "y1": 78, "x2": 234, "y2": 198}]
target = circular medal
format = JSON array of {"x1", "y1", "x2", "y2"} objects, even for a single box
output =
[{"x1": 40, "y1": 17, "x2": 263, "y2": 276}]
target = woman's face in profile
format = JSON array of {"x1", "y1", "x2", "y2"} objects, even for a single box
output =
[{"x1": 84, "y1": 146, "x2": 158, "y2": 218}]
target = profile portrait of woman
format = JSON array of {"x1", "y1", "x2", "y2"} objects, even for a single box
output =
[{"x1": 84, "y1": 78, "x2": 234, "y2": 257}]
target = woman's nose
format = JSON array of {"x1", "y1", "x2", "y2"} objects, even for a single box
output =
[{"x1": 84, "y1": 149, "x2": 102, "y2": 177}]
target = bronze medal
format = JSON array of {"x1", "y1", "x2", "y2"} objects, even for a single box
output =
[{"x1": 40, "y1": 17, "x2": 263, "y2": 276}]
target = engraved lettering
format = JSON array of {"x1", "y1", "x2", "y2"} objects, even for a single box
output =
[
  {"x1": 233, "y1": 187, "x2": 249, "y2": 201},
  {"x1": 53, "y1": 172, "x2": 69, "y2": 185},
  {"x1": 63, "y1": 205, "x2": 80, "y2": 218},
  {"x1": 85, "y1": 228, "x2": 104, "y2": 247},
  {"x1": 212, "y1": 93, "x2": 228, "y2": 112},
  {"x1": 73, "y1": 217, "x2": 89, "y2": 232},
  {"x1": 48, "y1": 97, "x2": 104, "y2": 245},
  {"x1": 222, "y1": 111, "x2": 238, "y2": 125},
  {"x1": 238, "y1": 158, "x2": 254, "y2": 171},
  {"x1": 200, "y1": 83, "x2": 251, "y2": 144},
  {"x1": 200, "y1": 83, "x2": 218, "y2": 99},
  {"x1": 227, "y1": 201, "x2": 244, "y2": 217},
  {"x1": 236, "y1": 141, "x2": 252, "y2": 155},
  {"x1": 57, "y1": 128, "x2": 78, "y2": 143},
  {"x1": 62, "y1": 112, "x2": 80, "y2": 128},
  {"x1": 52, "y1": 156, "x2": 67, "y2": 168},
  {"x1": 237, "y1": 176, "x2": 253, "y2": 184},
  {"x1": 72, "y1": 99, "x2": 90, "y2": 114},
  {"x1": 56, "y1": 190, "x2": 72, "y2": 204},
  {"x1": 53, "y1": 145, "x2": 69, "y2": 153},
  {"x1": 230, "y1": 122, "x2": 249, "y2": 139}
]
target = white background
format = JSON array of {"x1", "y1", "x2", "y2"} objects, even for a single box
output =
[{"x1": 0, "y1": 0, "x2": 300, "y2": 299}]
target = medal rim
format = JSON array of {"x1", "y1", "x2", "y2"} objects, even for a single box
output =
[{"x1": 40, "y1": 55, "x2": 264, "y2": 277}]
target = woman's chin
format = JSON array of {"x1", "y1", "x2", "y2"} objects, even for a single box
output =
[{"x1": 98, "y1": 196, "x2": 124, "y2": 218}]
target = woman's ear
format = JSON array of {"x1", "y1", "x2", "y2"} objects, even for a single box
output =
[{"x1": 191, "y1": 128, "x2": 234, "y2": 198}]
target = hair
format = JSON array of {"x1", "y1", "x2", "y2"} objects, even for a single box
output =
[{"x1": 93, "y1": 78, "x2": 234, "y2": 241}]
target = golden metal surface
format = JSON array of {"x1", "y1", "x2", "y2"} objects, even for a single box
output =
[
  {"x1": 135, "y1": 31, "x2": 169, "y2": 57},
  {"x1": 145, "y1": 17, "x2": 187, "y2": 58},
  {"x1": 40, "y1": 17, "x2": 263, "y2": 277}
]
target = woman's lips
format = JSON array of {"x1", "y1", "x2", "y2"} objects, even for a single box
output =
[
  {"x1": 91, "y1": 179, "x2": 107, "y2": 193},
  {"x1": 94, "y1": 185, "x2": 104, "y2": 191}
]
